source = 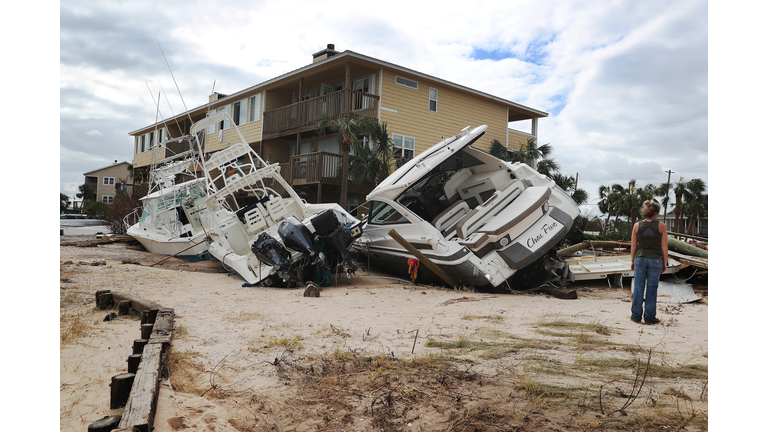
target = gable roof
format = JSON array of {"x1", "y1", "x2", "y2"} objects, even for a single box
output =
[
  {"x1": 83, "y1": 161, "x2": 132, "y2": 176},
  {"x1": 131, "y1": 49, "x2": 548, "y2": 135}
]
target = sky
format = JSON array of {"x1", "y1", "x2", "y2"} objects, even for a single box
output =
[{"x1": 56, "y1": 0, "x2": 710, "y2": 220}]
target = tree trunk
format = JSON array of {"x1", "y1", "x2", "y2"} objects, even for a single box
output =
[
  {"x1": 602, "y1": 211, "x2": 612, "y2": 235},
  {"x1": 340, "y1": 135, "x2": 350, "y2": 210}
]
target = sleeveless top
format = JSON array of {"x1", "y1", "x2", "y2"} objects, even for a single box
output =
[{"x1": 636, "y1": 220, "x2": 663, "y2": 259}]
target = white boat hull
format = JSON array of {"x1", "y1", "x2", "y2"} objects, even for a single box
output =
[{"x1": 127, "y1": 226, "x2": 210, "y2": 260}]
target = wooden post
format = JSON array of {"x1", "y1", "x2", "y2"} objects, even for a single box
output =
[
  {"x1": 387, "y1": 229, "x2": 458, "y2": 288},
  {"x1": 133, "y1": 339, "x2": 148, "y2": 355},
  {"x1": 110, "y1": 372, "x2": 136, "y2": 409},
  {"x1": 128, "y1": 354, "x2": 142, "y2": 374},
  {"x1": 141, "y1": 323, "x2": 154, "y2": 340},
  {"x1": 95, "y1": 290, "x2": 111, "y2": 307},
  {"x1": 99, "y1": 292, "x2": 113, "y2": 310},
  {"x1": 118, "y1": 300, "x2": 132, "y2": 316}
]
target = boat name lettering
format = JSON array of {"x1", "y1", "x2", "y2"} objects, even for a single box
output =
[{"x1": 526, "y1": 221, "x2": 559, "y2": 248}]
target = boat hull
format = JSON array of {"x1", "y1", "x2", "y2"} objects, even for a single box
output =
[{"x1": 127, "y1": 226, "x2": 211, "y2": 261}]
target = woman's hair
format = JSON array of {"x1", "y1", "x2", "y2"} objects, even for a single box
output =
[{"x1": 641, "y1": 200, "x2": 661, "y2": 218}]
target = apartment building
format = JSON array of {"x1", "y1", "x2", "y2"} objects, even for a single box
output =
[
  {"x1": 130, "y1": 44, "x2": 548, "y2": 212},
  {"x1": 82, "y1": 161, "x2": 133, "y2": 208}
]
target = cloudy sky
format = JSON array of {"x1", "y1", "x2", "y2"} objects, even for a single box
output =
[{"x1": 57, "y1": 0, "x2": 709, "y2": 217}]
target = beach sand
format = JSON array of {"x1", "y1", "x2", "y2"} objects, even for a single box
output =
[{"x1": 60, "y1": 237, "x2": 708, "y2": 431}]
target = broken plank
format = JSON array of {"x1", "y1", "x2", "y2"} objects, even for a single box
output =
[
  {"x1": 148, "y1": 309, "x2": 174, "y2": 348},
  {"x1": 118, "y1": 343, "x2": 162, "y2": 432}
]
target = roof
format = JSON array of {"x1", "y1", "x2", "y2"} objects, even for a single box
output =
[
  {"x1": 83, "y1": 161, "x2": 132, "y2": 176},
  {"x1": 130, "y1": 49, "x2": 548, "y2": 135}
]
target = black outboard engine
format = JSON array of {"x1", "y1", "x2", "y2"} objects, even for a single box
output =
[
  {"x1": 278, "y1": 216, "x2": 324, "y2": 267},
  {"x1": 250, "y1": 232, "x2": 301, "y2": 283},
  {"x1": 310, "y1": 210, "x2": 360, "y2": 274}
]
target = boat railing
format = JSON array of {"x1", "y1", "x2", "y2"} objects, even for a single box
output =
[{"x1": 123, "y1": 207, "x2": 142, "y2": 232}]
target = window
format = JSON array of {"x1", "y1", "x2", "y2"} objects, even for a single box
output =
[
  {"x1": 429, "y1": 88, "x2": 438, "y2": 112},
  {"x1": 149, "y1": 131, "x2": 155, "y2": 149},
  {"x1": 233, "y1": 99, "x2": 247, "y2": 126},
  {"x1": 158, "y1": 128, "x2": 163, "y2": 144},
  {"x1": 392, "y1": 133, "x2": 415, "y2": 159},
  {"x1": 103, "y1": 177, "x2": 115, "y2": 186},
  {"x1": 218, "y1": 105, "x2": 231, "y2": 131},
  {"x1": 140, "y1": 134, "x2": 146, "y2": 152},
  {"x1": 249, "y1": 94, "x2": 262, "y2": 122},
  {"x1": 102, "y1": 195, "x2": 114, "y2": 204},
  {"x1": 395, "y1": 76, "x2": 418, "y2": 89}
]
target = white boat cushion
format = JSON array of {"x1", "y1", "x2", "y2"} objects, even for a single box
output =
[
  {"x1": 455, "y1": 180, "x2": 524, "y2": 239},
  {"x1": 432, "y1": 201, "x2": 470, "y2": 233},
  {"x1": 265, "y1": 197, "x2": 289, "y2": 223},
  {"x1": 442, "y1": 168, "x2": 472, "y2": 202}
]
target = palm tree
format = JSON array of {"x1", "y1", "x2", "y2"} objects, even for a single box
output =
[
  {"x1": 316, "y1": 113, "x2": 378, "y2": 208},
  {"x1": 597, "y1": 183, "x2": 624, "y2": 235},
  {"x1": 552, "y1": 173, "x2": 589, "y2": 206},
  {"x1": 672, "y1": 177, "x2": 691, "y2": 234},
  {"x1": 654, "y1": 182, "x2": 672, "y2": 224},
  {"x1": 508, "y1": 137, "x2": 553, "y2": 170},
  {"x1": 490, "y1": 138, "x2": 510, "y2": 161},
  {"x1": 683, "y1": 178, "x2": 707, "y2": 235}
]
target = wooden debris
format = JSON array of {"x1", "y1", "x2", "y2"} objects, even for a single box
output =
[{"x1": 118, "y1": 343, "x2": 163, "y2": 432}]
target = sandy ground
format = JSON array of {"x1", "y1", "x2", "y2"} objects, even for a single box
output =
[{"x1": 59, "y1": 236, "x2": 709, "y2": 431}]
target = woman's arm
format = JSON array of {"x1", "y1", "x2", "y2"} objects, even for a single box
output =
[
  {"x1": 630, "y1": 223, "x2": 639, "y2": 270},
  {"x1": 659, "y1": 222, "x2": 668, "y2": 273}
]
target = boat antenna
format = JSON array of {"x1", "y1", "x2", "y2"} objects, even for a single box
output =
[
  {"x1": 144, "y1": 81, "x2": 176, "y2": 140},
  {"x1": 156, "y1": 37, "x2": 193, "y2": 125},
  {"x1": 156, "y1": 79, "x2": 184, "y2": 139}
]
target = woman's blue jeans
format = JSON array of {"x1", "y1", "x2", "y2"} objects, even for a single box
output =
[{"x1": 631, "y1": 257, "x2": 663, "y2": 322}]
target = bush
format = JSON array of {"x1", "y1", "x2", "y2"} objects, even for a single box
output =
[
  {"x1": 85, "y1": 202, "x2": 108, "y2": 219},
  {"x1": 103, "y1": 182, "x2": 148, "y2": 235}
]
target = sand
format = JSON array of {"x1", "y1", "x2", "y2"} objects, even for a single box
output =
[{"x1": 59, "y1": 237, "x2": 708, "y2": 431}]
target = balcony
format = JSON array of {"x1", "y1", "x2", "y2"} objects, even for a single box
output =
[
  {"x1": 277, "y1": 151, "x2": 343, "y2": 185},
  {"x1": 263, "y1": 89, "x2": 379, "y2": 139}
]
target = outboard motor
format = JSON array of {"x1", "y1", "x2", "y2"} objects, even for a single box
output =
[
  {"x1": 278, "y1": 216, "x2": 324, "y2": 267},
  {"x1": 250, "y1": 232, "x2": 301, "y2": 283},
  {"x1": 310, "y1": 210, "x2": 360, "y2": 274}
]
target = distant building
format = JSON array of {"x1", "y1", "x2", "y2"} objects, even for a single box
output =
[
  {"x1": 82, "y1": 161, "x2": 132, "y2": 208},
  {"x1": 663, "y1": 213, "x2": 708, "y2": 237},
  {"x1": 129, "y1": 44, "x2": 548, "y2": 209}
]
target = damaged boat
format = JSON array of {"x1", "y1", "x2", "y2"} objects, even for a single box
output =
[
  {"x1": 125, "y1": 134, "x2": 213, "y2": 261},
  {"x1": 189, "y1": 111, "x2": 363, "y2": 286},
  {"x1": 355, "y1": 125, "x2": 581, "y2": 290}
]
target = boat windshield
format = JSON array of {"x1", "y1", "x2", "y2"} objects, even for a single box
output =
[
  {"x1": 141, "y1": 186, "x2": 206, "y2": 223},
  {"x1": 395, "y1": 150, "x2": 483, "y2": 222},
  {"x1": 368, "y1": 201, "x2": 410, "y2": 225}
]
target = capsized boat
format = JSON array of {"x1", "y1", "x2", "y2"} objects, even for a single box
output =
[
  {"x1": 189, "y1": 112, "x2": 363, "y2": 286},
  {"x1": 354, "y1": 125, "x2": 581, "y2": 290},
  {"x1": 564, "y1": 255, "x2": 681, "y2": 286},
  {"x1": 125, "y1": 134, "x2": 213, "y2": 261}
]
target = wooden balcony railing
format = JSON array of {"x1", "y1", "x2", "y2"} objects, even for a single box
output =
[
  {"x1": 289, "y1": 151, "x2": 342, "y2": 185},
  {"x1": 263, "y1": 89, "x2": 379, "y2": 139}
]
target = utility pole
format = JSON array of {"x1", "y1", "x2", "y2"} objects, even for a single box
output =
[{"x1": 663, "y1": 169, "x2": 674, "y2": 225}]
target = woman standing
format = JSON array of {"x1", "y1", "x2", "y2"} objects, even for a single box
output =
[{"x1": 630, "y1": 201, "x2": 668, "y2": 324}]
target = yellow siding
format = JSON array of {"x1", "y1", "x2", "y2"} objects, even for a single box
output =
[
  {"x1": 204, "y1": 92, "x2": 264, "y2": 154},
  {"x1": 379, "y1": 69, "x2": 508, "y2": 155},
  {"x1": 133, "y1": 147, "x2": 165, "y2": 168},
  {"x1": 508, "y1": 129, "x2": 535, "y2": 150}
]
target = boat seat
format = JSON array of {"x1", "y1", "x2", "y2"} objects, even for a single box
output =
[
  {"x1": 265, "y1": 197, "x2": 289, "y2": 223},
  {"x1": 478, "y1": 186, "x2": 552, "y2": 236},
  {"x1": 242, "y1": 204, "x2": 268, "y2": 235},
  {"x1": 455, "y1": 179, "x2": 524, "y2": 239},
  {"x1": 442, "y1": 168, "x2": 472, "y2": 202},
  {"x1": 213, "y1": 210, "x2": 251, "y2": 256},
  {"x1": 431, "y1": 201, "x2": 470, "y2": 234}
]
